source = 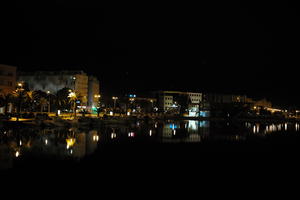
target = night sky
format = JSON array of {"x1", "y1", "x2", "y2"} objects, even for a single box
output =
[{"x1": 1, "y1": 1, "x2": 299, "y2": 107}]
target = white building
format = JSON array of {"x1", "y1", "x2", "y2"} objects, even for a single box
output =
[
  {"x1": 156, "y1": 91, "x2": 204, "y2": 116},
  {"x1": 18, "y1": 70, "x2": 93, "y2": 107},
  {"x1": 159, "y1": 95, "x2": 174, "y2": 111}
]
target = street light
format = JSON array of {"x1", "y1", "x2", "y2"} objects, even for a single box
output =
[
  {"x1": 71, "y1": 76, "x2": 76, "y2": 90},
  {"x1": 47, "y1": 91, "x2": 51, "y2": 113},
  {"x1": 150, "y1": 99, "x2": 154, "y2": 112},
  {"x1": 17, "y1": 82, "x2": 24, "y2": 91},
  {"x1": 112, "y1": 97, "x2": 118, "y2": 109},
  {"x1": 95, "y1": 95, "x2": 101, "y2": 105},
  {"x1": 68, "y1": 92, "x2": 76, "y2": 98}
]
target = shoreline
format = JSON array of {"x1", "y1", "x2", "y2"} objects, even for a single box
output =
[{"x1": 1, "y1": 116, "x2": 300, "y2": 128}]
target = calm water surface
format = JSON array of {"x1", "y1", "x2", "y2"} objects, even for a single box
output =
[{"x1": 1, "y1": 120, "x2": 300, "y2": 169}]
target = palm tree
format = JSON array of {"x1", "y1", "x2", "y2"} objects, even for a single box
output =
[
  {"x1": 26, "y1": 91, "x2": 38, "y2": 112},
  {"x1": 11, "y1": 88, "x2": 27, "y2": 121},
  {"x1": 38, "y1": 97, "x2": 48, "y2": 113},
  {"x1": 56, "y1": 88, "x2": 71, "y2": 116},
  {"x1": 68, "y1": 91, "x2": 78, "y2": 118}
]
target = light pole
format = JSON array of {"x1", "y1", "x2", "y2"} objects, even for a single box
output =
[
  {"x1": 71, "y1": 76, "x2": 76, "y2": 91},
  {"x1": 47, "y1": 91, "x2": 51, "y2": 114},
  {"x1": 94, "y1": 94, "x2": 101, "y2": 106},
  {"x1": 150, "y1": 100, "x2": 154, "y2": 111},
  {"x1": 112, "y1": 96, "x2": 118, "y2": 110},
  {"x1": 16, "y1": 82, "x2": 24, "y2": 121},
  {"x1": 94, "y1": 94, "x2": 101, "y2": 117}
]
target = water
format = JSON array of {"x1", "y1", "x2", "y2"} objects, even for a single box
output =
[{"x1": 1, "y1": 120, "x2": 300, "y2": 169}]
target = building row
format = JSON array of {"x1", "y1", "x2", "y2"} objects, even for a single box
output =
[
  {"x1": 18, "y1": 70, "x2": 100, "y2": 110},
  {"x1": 0, "y1": 65, "x2": 100, "y2": 111},
  {"x1": 0, "y1": 64, "x2": 278, "y2": 116},
  {"x1": 121, "y1": 91, "x2": 275, "y2": 117}
]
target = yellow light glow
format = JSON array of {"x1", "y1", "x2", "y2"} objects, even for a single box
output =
[
  {"x1": 93, "y1": 135, "x2": 99, "y2": 142},
  {"x1": 66, "y1": 138, "x2": 76, "y2": 149},
  {"x1": 111, "y1": 133, "x2": 117, "y2": 139},
  {"x1": 68, "y1": 92, "x2": 76, "y2": 98}
]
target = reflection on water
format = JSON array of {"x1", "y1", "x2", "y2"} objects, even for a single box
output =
[
  {"x1": 1, "y1": 120, "x2": 300, "y2": 169},
  {"x1": 161, "y1": 120, "x2": 210, "y2": 143},
  {"x1": 0, "y1": 128, "x2": 100, "y2": 169},
  {"x1": 249, "y1": 122, "x2": 299, "y2": 134}
]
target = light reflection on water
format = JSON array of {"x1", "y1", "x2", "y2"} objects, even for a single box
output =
[
  {"x1": 250, "y1": 122, "x2": 298, "y2": 134},
  {"x1": 1, "y1": 120, "x2": 300, "y2": 169}
]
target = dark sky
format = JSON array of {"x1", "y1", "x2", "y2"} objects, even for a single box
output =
[{"x1": 1, "y1": 1, "x2": 299, "y2": 106}]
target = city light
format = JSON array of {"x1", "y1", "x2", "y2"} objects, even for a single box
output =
[
  {"x1": 128, "y1": 132, "x2": 135, "y2": 137},
  {"x1": 66, "y1": 138, "x2": 76, "y2": 149},
  {"x1": 93, "y1": 135, "x2": 99, "y2": 142},
  {"x1": 111, "y1": 133, "x2": 117, "y2": 139},
  {"x1": 68, "y1": 92, "x2": 76, "y2": 98}
]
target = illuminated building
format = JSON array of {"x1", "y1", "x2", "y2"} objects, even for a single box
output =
[
  {"x1": 155, "y1": 91, "x2": 203, "y2": 115},
  {"x1": 0, "y1": 64, "x2": 16, "y2": 113},
  {"x1": 0, "y1": 64, "x2": 17, "y2": 95},
  {"x1": 18, "y1": 70, "x2": 91, "y2": 106}
]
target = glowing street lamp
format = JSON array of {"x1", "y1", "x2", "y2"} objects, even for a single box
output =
[
  {"x1": 150, "y1": 99, "x2": 154, "y2": 110},
  {"x1": 17, "y1": 82, "x2": 24, "y2": 91},
  {"x1": 68, "y1": 92, "x2": 76, "y2": 98},
  {"x1": 47, "y1": 91, "x2": 51, "y2": 113},
  {"x1": 94, "y1": 94, "x2": 101, "y2": 115},
  {"x1": 112, "y1": 96, "x2": 118, "y2": 109}
]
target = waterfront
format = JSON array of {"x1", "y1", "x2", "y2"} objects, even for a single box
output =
[{"x1": 1, "y1": 119, "x2": 300, "y2": 169}]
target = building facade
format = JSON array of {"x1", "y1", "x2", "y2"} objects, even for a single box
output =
[
  {"x1": 0, "y1": 64, "x2": 17, "y2": 95},
  {"x1": 155, "y1": 91, "x2": 204, "y2": 116},
  {"x1": 18, "y1": 70, "x2": 91, "y2": 106},
  {"x1": 159, "y1": 95, "x2": 174, "y2": 111}
]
